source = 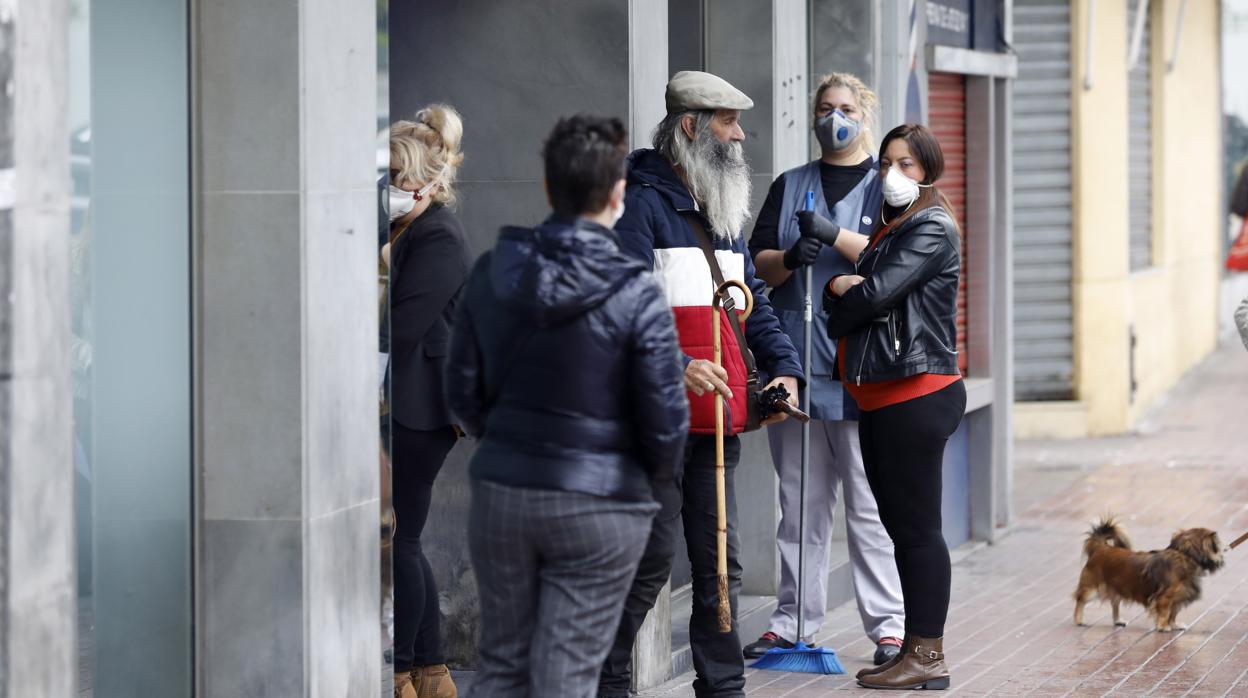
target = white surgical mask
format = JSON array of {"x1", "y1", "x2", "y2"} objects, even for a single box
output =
[
  {"x1": 609, "y1": 200, "x2": 626, "y2": 228},
  {"x1": 882, "y1": 166, "x2": 924, "y2": 209},
  {"x1": 388, "y1": 185, "x2": 416, "y2": 222},
  {"x1": 388, "y1": 164, "x2": 450, "y2": 222}
]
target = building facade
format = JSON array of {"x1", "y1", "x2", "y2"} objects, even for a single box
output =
[
  {"x1": 1012, "y1": 0, "x2": 1225, "y2": 438},
  {"x1": 395, "y1": 0, "x2": 1014, "y2": 690},
  {"x1": 1, "y1": 1, "x2": 1017, "y2": 696},
  {"x1": 4, "y1": 0, "x2": 381, "y2": 695}
]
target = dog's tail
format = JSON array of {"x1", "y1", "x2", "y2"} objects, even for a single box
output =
[{"x1": 1084, "y1": 516, "x2": 1132, "y2": 556}]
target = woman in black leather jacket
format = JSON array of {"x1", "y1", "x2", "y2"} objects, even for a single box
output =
[
  {"x1": 823, "y1": 124, "x2": 967, "y2": 691},
  {"x1": 444, "y1": 115, "x2": 688, "y2": 697}
]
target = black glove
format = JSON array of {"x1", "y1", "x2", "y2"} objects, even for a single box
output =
[
  {"x1": 782, "y1": 236, "x2": 822, "y2": 270},
  {"x1": 797, "y1": 210, "x2": 841, "y2": 246}
]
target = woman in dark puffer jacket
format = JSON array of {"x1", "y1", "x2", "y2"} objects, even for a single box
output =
[{"x1": 444, "y1": 115, "x2": 688, "y2": 698}]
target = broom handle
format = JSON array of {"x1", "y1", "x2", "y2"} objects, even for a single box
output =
[
  {"x1": 713, "y1": 295, "x2": 731, "y2": 633},
  {"x1": 797, "y1": 190, "x2": 815, "y2": 644}
]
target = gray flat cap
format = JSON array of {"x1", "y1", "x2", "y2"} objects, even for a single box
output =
[{"x1": 665, "y1": 71, "x2": 754, "y2": 114}]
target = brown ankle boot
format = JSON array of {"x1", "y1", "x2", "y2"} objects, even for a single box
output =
[
  {"x1": 857, "y1": 635, "x2": 950, "y2": 690},
  {"x1": 394, "y1": 670, "x2": 417, "y2": 698},
  {"x1": 414, "y1": 665, "x2": 457, "y2": 698},
  {"x1": 856, "y1": 636, "x2": 909, "y2": 680}
]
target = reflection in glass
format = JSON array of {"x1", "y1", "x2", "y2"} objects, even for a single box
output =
[
  {"x1": 810, "y1": 0, "x2": 876, "y2": 157},
  {"x1": 72, "y1": 0, "x2": 192, "y2": 694},
  {"x1": 378, "y1": 0, "x2": 394, "y2": 688}
]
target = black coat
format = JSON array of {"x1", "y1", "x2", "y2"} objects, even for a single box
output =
[
  {"x1": 824, "y1": 206, "x2": 961, "y2": 384},
  {"x1": 389, "y1": 204, "x2": 471, "y2": 430},
  {"x1": 444, "y1": 215, "x2": 689, "y2": 501}
]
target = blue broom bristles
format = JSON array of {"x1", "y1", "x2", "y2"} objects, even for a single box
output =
[{"x1": 749, "y1": 641, "x2": 845, "y2": 674}]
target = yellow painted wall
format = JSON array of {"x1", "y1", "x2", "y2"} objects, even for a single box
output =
[
  {"x1": 1070, "y1": 0, "x2": 1132, "y2": 435},
  {"x1": 1021, "y1": 0, "x2": 1222, "y2": 438},
  {"x1": 1127, "y1": 0, "x2": 1222, "y2": 424}
]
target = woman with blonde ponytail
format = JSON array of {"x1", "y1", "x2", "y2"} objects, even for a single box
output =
[{"x1": 386, "y1": 103, "x2": 468, "y2": 698}]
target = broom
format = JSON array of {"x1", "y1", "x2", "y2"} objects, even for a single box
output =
[
  {"x1": 711, "y1": 279, "x2": 753, "y2": 632},
  {"x1": 751, "y1": 190, "x2": 845, "y2": 674}
]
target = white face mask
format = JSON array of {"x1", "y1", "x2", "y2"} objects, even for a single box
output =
[
  {"x1": 387, "y1": 164, "x2": 449, "y2": 223},
  {"x1": 388, "y1": 185, "x2": 415, "y2": 222},
  {"x1": 881, "y1": 166, "x2": 923, "y2": 209}
]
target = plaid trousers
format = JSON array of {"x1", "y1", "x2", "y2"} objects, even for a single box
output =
[{"x1": 468, "y1": 479, "x2": 658, "y2": 698}]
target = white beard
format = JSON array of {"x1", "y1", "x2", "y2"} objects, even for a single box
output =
[{"x1": 672, "y1": 127, "x2": 753, "y2": 241}]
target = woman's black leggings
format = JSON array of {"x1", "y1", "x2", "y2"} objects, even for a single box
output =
[
  {"x1": 392, "y1": 421, "x2": 458, "y2": 671},
  {"x1": 858, "y1": 380, "x2": 966, "y2": 638}
]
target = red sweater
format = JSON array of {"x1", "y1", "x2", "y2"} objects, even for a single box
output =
[{"x1": 836, "y1": 338, "x2": 959, "y2": 411}]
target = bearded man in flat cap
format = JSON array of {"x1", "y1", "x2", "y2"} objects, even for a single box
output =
[{"x1": 598, "y1": 71, "x2": 803, "y2": 698}]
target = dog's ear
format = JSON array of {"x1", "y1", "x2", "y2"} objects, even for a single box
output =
[
  {"x1": 1206, "y1": 531, "x2": 1222, "y2": 556},
  {"x1": 1203, "y1": 530, "x2": 1225, "y2": 567}
]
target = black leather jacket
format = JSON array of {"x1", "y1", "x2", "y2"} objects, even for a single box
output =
[
  {"x1": 445, "y1": 215, "x2": 689, "y2": 501},
  {"x1": 823, "y1": 206, "x2": 961, "y2": 385}
]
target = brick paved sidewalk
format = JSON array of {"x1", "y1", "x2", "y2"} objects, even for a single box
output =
[{"x1": 640, "y1": 342, "x2": 1248, "y2": 697}]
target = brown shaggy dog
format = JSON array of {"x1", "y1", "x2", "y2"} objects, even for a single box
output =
[{"x1": 1073, "y1": 517, "x2": 1224, "y2": 632}]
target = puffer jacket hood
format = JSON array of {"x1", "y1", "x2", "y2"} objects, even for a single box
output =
[
  {"x1": 491, "y1": 216, "x2": 647, "y2": 327},
  {"x1": 445, "y1": 213, "x2": 690, "y2": 500}
]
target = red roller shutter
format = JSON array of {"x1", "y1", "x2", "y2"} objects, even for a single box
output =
[{"x1": 927, "y1": 72, "x2": 969, "y2": 374}]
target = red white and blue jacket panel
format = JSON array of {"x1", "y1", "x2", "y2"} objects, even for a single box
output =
[{"x1": 617, "y1": 149, "x2": 804, "y2": 435}]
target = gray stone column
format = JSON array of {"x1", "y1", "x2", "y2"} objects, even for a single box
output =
[
  {"x1": 627, "y1": 2, "x2": 673, "y2": 689},
  {"x1": 0, "y1": 0, "x2": 76, "y2": 697},
  {"x1": 195, "y1": 0, "x2": 379, "y2": 695}
]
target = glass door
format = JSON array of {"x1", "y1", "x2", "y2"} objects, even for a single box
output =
[{"x1": 71, "y1": 0, "x2": 193, "y2": 694}]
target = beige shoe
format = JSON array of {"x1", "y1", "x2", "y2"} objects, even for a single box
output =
[
  {"x1": 857, "y1": 635, "x2": 950, "y2": 690},
  {"x1": 394, "y1": 670, "x2": 417, "y2": 698},
  {"x1": 415, "y1": 665, "x2": 458, "y2": 698}
]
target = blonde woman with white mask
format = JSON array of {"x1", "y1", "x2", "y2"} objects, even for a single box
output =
[
  {"x1": 386, "y1": 103, "x2": 467, "y2": 698},
  {"x1": 744, "y1": 72, "x2": 907, "y2": 668}
]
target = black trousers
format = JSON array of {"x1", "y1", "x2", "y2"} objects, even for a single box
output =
[
  {"x1": 392, "y1": 421, "x2": 458, "y2": 671},
  {"x1": 858, "y1": 380, "x2": 966, "y2": 638},
  {"x1": 599, "y1": 435, "x2": 745, "y2": 698}
]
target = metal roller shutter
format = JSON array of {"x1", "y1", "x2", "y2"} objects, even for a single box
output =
[
  {"x1": 928, "y1": 72, "x2": 969, "y2": 374},
  {"x1": 1128, "y1": 0, "x2": 1154, "y2": 270},
  {"x1": 1012, "y1": 0, "x2": 1075, "y2": 400}
]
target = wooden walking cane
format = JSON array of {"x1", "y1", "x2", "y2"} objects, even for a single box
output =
[{"x1": 711, "y1": 279, "x2": 753, "y2": 633}]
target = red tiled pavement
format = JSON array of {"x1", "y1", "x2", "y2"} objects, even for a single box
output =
[{"x1": 640, "y1": 342, "x2": 1248, "y2": 697}]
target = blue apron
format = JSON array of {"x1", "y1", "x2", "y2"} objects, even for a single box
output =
[{"x1": 770, "y1": 159, "x2": 881, "y2": 421}]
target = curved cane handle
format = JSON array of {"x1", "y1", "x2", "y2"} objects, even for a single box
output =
[{"x1": 715, "y1": 279, "x2": 753, "y2": 323}]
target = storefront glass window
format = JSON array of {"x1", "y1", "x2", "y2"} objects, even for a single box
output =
[
  {"x1": 811, "y1": 0, "x2": 876, "y2": 140},
  {"x1": 71, "y1": 0, "x2": 193, "y2": 694}
]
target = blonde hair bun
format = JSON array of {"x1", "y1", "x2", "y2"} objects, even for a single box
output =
[
  {"x1": 414, "y1": 104, "x2": 465, "y2": 165},
  {"x1": 390, "y1": 103, "x2": 465, "y2": 207}
]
